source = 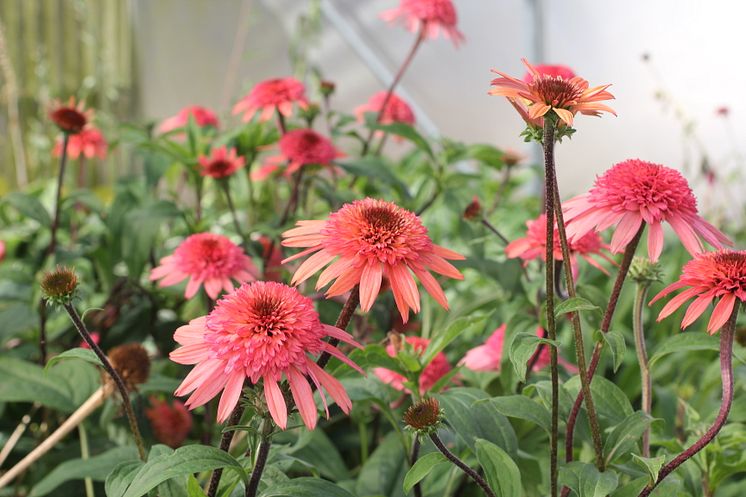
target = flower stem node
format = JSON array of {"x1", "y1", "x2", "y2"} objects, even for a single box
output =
[
  {"x1": 403, "y1": 397, "x2": 443, "y2": 434},
  {"x1": 41, "y1": 266, "x2": 79, "y2": 305}
]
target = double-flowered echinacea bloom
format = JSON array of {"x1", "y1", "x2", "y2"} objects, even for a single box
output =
[
  {"x1": 489, "y1": 58, "x2": 615, "y2": 127},
  {"x1": 374, "y1": 336, "x2": 452, "y2": 394},
  {"x1": 564, "y1": 159, "x2": 732, "y2": 261},
  {"x1": 505, "y1": 213, "x2": 613, "y2": 276},
  {"x1": 355, "y1": 91, "x2": 416, "y2": 126},
  {"x1": 232, "y1": 77, "x2": 309, "y2": 122},
  {"x1": 150, "y1": 233, "x2": 258, "y2": 299},
  {"x1": 282, "y1": 198, "x2": 464, "y2": 322},
  {"x1": 171, "y1": 281, "x2": 362, "y2": 429},
  {"x1": 381, "y1": 0, "x2": 464, "y2": 46},
  {"x1": 652, "y1": 250, "x2": 746, "y2": 333}
]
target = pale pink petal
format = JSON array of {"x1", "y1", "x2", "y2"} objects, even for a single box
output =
[{"x1": 217, "y1": 371, "x2": 245, "y2": 422}]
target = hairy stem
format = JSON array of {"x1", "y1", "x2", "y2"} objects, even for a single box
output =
[
  {"x1": 361, "y1": 26, "x2": 425, "y2": 155},
  {"x1": 542, "y1": 119, "x2": 560, "y2": 497},
  {"x1": 63, "y1": 303, "x2": 146, "y2": 460},
  {"x1": 430, "y1": 433, "x2": 496, "y2": 497},
  {"x1": 222, "y1": 181, "x2": 250, "y2": 248},
  {"x1": 208, "y1": 404, "x2": 246, "y2": 497},
  {"x1": 279, "y1": 169, "x2": 305, "y2": 226},
  {"x1": 245, "y1": 421, "x2": 273, "y2": 497},
  {"x1": 410, "y1": 436, "x2": 423, "y2": 497},
  {"x1": 481, "y1": 219, "x2": 509, "y2": 245},
  {"x1": 552, "y1": 178, "x2": 605, "y2": 470},
  {"x1": 633, "y1": 283, "x2": 652, "y2": 457},
  {"x1": 48, "y1": 133, "x2": 69, "y2": 257},
  {"x1": 564, "y1": 227, "x2": 643, "y2": 467},
  {"x1": 639, "y1": 303, "x2": 739, "y2": 497}
]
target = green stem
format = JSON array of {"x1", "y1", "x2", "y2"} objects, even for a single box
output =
[
  {"x1": 48, "y1": 132, "x2": 69, "y2": 258},
  {"x1": 78, "y1": 422, "x2": 95, "y2": 497},
  {"x1": 245, "y1": 419, "x2": 273, "y2": 497},
  {"x1": 552, "y1": 178, "x2": 605, "y2": 470},
  {"x1": 542, "y1": 118, "x2": 559, "y2": 497},
  {"x1": 633, "y1": 283, "x2": 652, "y2": 457},
  {"x1": 221, "y1": 181, "x2": 250, "y2": 248}
]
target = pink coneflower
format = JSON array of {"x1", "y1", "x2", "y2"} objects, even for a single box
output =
[
  {"x1": 523, "y1": 64, "x2": 576, "y2": 83},
  {"x1": 145, "y1": 397, "x2": 193, "y2": 448},
  {"x1": 252, "y1": 128, "x2": 340, "y2": 181},
  {"x1": 170, "y1": 281, "x2": 363, "y2": 429},
  {"x1": 158, "y1": 105, "x2": 220, "y2": 133},
  {"x1": 374, "y1": 336, "x2": 452, "y2": 393},
  {"x1": 0, "y1": 240, "x2": 6, "y2": 262},
  {"x1": 381, "y1": 0, "x2": 464, "y2": 46},
  {"x1": 149, "y1": 233, "x2": 258, "y2": 300},
  {"x1": 564, "y1": 159, "x2": 732, "y2": 262},
  {"x1": 282, "y1": 198, "x2": 464, "y2": 322},
  {"x1": 49, "y1": 97, "x2": 92, "y2": 134},
  {"x1": 355, "y1": 91, "x2": 416, "y2": 126},
  {"x1": 53, "y1": 127, "x2": 107, "y2": 160},
  {"x1": 506, "y1": 213, "x2": 614, "y2": 276},
  {"x1": 652, "y1": 250, "x2": 746, "y2": 334},
  {"x1": 461, "y1": 325, "x2": 578, "y2": 373},
  {"x1": 489, "y1": 58, "x2": 615, "y2": 127},
  {"x1": 198, "y1": 146, "x2": 245, "y2": 179},
  {"x1": 232, "y1": 77, "x2": 309, "y2": 122}
]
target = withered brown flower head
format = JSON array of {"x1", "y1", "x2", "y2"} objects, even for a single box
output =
[
  {"x1": 108, "y1": 343, "x2": 151, "y2": 390},
  {"x1": 41, "y1": 266, "x2": 79, "y2": 303},
  {"x1": 403, "y1": 397, "x2": 442, "y2": 432}
]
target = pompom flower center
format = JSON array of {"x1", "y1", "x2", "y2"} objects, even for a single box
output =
[
  {"x1": 589, "y1": 160, "x2": 698, "y2": 222},
  {"x1": 203, "y1": 282, "x2": 324, "y2": 378},
  {"x1": 323, "y1": 200, "x2": 432, "y2": 264}
]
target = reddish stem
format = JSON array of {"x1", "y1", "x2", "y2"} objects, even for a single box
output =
[{"x1": 638, "y1": 303, "x2": 738, "y2": 497}]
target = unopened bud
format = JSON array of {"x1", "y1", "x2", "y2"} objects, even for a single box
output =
[
  {"x1": 463, "y1": 196, "x2": 482, "y2": 221},
  {"x1": 629, "y1": 257, "x2": 663, "y2": 286}
]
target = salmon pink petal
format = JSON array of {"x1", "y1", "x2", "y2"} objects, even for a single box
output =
[
  {"x1": 287, "y1": 367, "x2": 317, "y2": 430},
  {"x1": 610, "y1": 212, "x2": 643, "y2": 253},
  {"x1": 681, "y1": 294, "x2": 715, "y2": 329},
  {"x1": 647, "y1": 223, "x2": 664, "y2": 262},
  {"x1": 217, "y1": 371, "x2": 245, "y2": 422},
  {"x1": 323, "y1": 324, "x2": 363, "y2": 349},
  {"x1": 708, "y1": 294, "x2": 736, "y2": 334},
  {"x1": 307, "y1": 360, "x2": 352, "y2": 414},
  {"x1": 170, "y1": 343, "x2": 211, "y2": 365},
  {"x1": 264, "y1": 379, "x2": 288, "y2": 429},
  {"x1": 290, "y1": 250, "x2": 335, "y2": 286},
  {"x1": 413, "y1": 268, "x2": 449, "y2": 309},
  {"x1": 657, "y1": 287, "x2": 701, "y2": 321},
  {"x1": 359, "y1": 262, "x2": 384, "y2": 311}
]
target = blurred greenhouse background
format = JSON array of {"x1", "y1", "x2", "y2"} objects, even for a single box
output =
[{"x1": 1, "y1": 0, "x2": 744, "y2": 219}]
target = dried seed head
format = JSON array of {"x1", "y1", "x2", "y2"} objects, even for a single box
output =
[
  {"x1": 108, "y1": 343, "x2": 150, "y2": 390},
  {"x1": 403, "y1": 397, "x2": 442, "y2": 433},
  {"x1": 629, "y1": 257, "x2": 663, "y2": 286},
  {"x1": 41, "y1": 266, "x2": 79, "y2": 304}
]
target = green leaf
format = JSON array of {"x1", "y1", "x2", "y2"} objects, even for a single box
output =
[
  {"x1": 555, "y1": 297, "x2": 600, "y2": 316},
  {"x1": 105, "y1": 461, "x2": 143, "y2": 497},
  {"x1": 558, "y1": 462, "x2": 619, "y2": 497},
  {"x1": 397, "y1": 349, "x2": 422, "y2": 373},
  {"x1": 466, "y1": 144, "x2": 505, "y2": 169},
  {"x1": 30, "y1": 446, "x2": 138, "y2": 497},
  {"x1": 437, "y1": 388, "x2": 518, "y2": 455},
  {"x1": 604, "y1": 411, "x2": 656, "y2": 465},
  {"x1": 365, "y1": 117, "x2": 434, "y2": 158},
  {"x1": 260, "y1": 477, "x2": 356, "y2": 497},
  {"x1": 0, "y1": 357, "x2": 76, "y2": 412},
  {"x1": 509, "y1": 332, "x2": 557, "y2": 382},
  {"x1": 187, "y1": 475, "x2": 208, "y2": 497},
  {"x1": 4, "y1": 191, "x2": 51, "y2": 226},
  {"x1": 355, "y1": 432, "x2": 408, "y2": 497},
  {"x1": 649, "y1": 332, "x2": 719, "y2": 367},
  {"x1": 336, "y1": 157, "x2": 411, "y2": 199},
  {"x1": 287, "y1": 429, "x2": 350, "y2": 481},
  {"x1": 422, "y1": 314, "x2": 487, "y2": 366},
  {"x1": 111, "y1": 445, "x2": 248, "y2": 497},
  {"x1": 403, "y1": 452, "x2": 448, "y2": 493},
  {"x1": 564, "y1": 376, "x2": 633, "y2": 425},
  {"x1": 475, "y1": 439, "x2": 522, "y2": 497},
  {"x1": 595, "y1": 329, "x2": 626, "y2": 372},
  {"x1": 484, "y1": 395, "x2": 551, "y2": 433},
  {"x1": 45, "y1": 347, "x2": 102, "y2": 370},
  {"x1": 631, "y1": 454, "x2": 666, "y2": 484}
]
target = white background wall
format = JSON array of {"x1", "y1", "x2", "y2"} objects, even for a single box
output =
[{"x1": 132, "y1": 0, "x2": 746, "y2": 199}]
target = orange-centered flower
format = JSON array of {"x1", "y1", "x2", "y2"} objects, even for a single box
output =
[
  {"x1": 198, "y1": 146, "x2": 246, "y2": 179},
  {"x1": 652, "y1": 251, "x2": 746, "y2": 334},
  {"x1": 170, "y1": 281, "x2": 363, "y2": 429},
  {"x1": 49, "y1": 97, "x2": 92, "y2": 134},
  {"x1": 381, "y1": 0, "x2": 464, "y2": 46},
  {"x1": 150, "y1": 233, "x2": 258, "y2": 300},
  {"x1": 489, "y1": 58, "x2": 615, "y2": 127},
  {"x1": 232, "y1": 77, "x2": 309, "y2": 122},
  {"x1": 282, "y1": 198, "x2": 464, "y2": 322},
  {"x1": 564, "y1": 159, "x2": 732, "y2": 262}
]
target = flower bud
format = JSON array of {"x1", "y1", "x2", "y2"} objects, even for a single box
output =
[
  {"x1": 320, "y1": 80, "x2": 336, "y2": 98},
  {"x1": 403, "y1": 397, "x2": 442, "y2": 433},
  {"x1": 629, "y1": 257, "x2": 663, "y2": 286},
  {"x1": 41, "y1": 266, "x2": 79, "y2": 304},
  {"x1": 463, "y1": 196, "x2": 482, "y2": 221}
]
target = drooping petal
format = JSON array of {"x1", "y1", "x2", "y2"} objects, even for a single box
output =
[
  {"x1": 217, "y1": 371, "x2": 245, "y2": 422},
  {"x1": 264, "y1": 379, "x2": 288, "y2": 429},
  {"x1": 707, "y1": 294, "x2": 736, "y2": 334},
  {"x1": 287, "y1": 367, "x2": 317, "y2": 430}
]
